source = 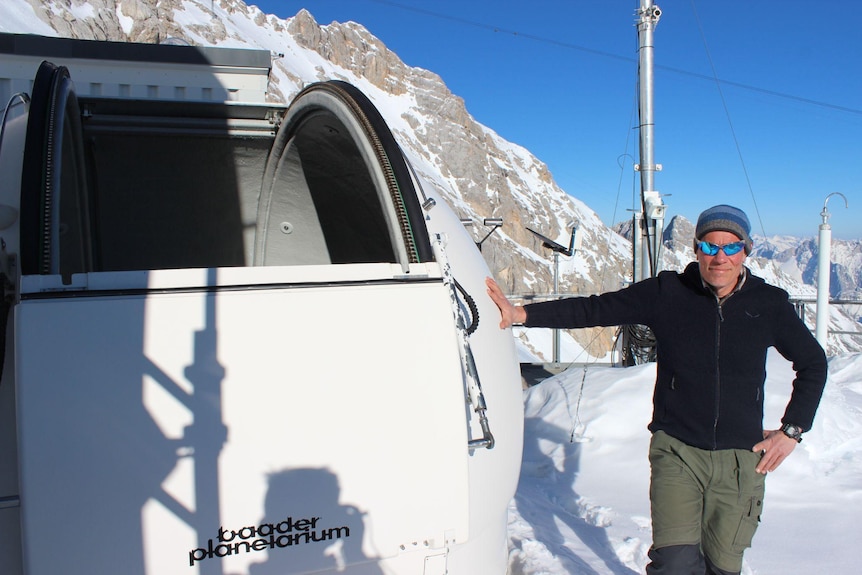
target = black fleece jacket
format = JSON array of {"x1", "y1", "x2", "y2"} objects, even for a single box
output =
[{"x1": 524, "y1": 262, "x2": 828, "y2": 451}]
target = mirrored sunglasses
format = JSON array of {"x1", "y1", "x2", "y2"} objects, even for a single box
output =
[{"x1": 697, "y1": 240, "x2": 746, "y2": 256}]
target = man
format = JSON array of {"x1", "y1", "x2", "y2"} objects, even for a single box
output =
[{"x1": 486, "y1": 205, "x2": 827, "y2": 575}]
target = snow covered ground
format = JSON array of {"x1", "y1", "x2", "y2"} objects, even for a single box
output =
[{"x1": 508, "y1": 350, "x2": 862, "y2": 574}]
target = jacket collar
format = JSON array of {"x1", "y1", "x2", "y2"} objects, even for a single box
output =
[{"x1": 682, "y1": 261, "x2": 757, "y2": 298}]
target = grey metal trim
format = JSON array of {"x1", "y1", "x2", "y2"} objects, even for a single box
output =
[{"x1": 0, "y1": 32, "x2": 271, "y2": 70}]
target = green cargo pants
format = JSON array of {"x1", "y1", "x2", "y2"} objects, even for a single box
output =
[{"x1": 649, "y1": 431, "x2": 765, "y2": 573}]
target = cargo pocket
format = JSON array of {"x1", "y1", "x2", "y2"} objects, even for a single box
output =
[
  {"x1": 731, "y1": 494, "x2": 762, "y2": 553},
  {"x1": 731, "y1": 451, "x2": 765, "y2": 553}
]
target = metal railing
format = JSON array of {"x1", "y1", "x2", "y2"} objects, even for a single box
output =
[{"x1": 791, "y1": 297, "x2": 862, "y2": 337}]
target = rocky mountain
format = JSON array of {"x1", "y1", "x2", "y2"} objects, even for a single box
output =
[
  {"x1": 3, "y1": 0, "x2": 859, "y2": 355},
  {"x1": 753, "y1": 235, "x2": 862, "y2": 300}
]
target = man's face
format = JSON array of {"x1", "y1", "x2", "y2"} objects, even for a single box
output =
[{"x1": 696, "y1": 230, "x2": 747, "y2": 298}]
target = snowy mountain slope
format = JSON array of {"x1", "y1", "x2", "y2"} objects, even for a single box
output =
[{"x1": 1, "y1": 0, "x2": 858, "y2": 355}]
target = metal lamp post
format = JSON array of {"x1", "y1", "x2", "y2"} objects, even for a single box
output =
[{"x1": 815, "y1": 192, "x2": 848, "y2": 349}]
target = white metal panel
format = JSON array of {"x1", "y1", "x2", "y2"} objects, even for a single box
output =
[
  {"x1": 0, "y1": 53, "x2": 269, "y2": 103},
  {"x1": 417, "y1": 175, "x2": 525, "y2": 575},
  {"x1": 15, "y1": 267, "x2": 470, "y2": 575}
]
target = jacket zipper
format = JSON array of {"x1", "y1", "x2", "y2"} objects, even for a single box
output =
[
  {"x1": 707, "y1": 269, "x2": 746, "y2": 450},
  {"x1": 712, "y1": 285, "x2": 742, "y2": 449},
  {"x1": 713, "y1": 296, "x2": 722, "y2": 449}
]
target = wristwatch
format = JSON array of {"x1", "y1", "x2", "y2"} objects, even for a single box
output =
[{"x1": 780, "y1": 423, "x2": 804, "y2": 443}]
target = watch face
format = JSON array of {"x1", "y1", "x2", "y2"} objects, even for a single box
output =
[{"x1": 783, "y1": 424, "x2": 802, "y2": 439}]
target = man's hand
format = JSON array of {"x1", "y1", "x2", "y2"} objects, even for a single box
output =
[
  {"x1": 485, "y1": 277, "x2": 526, "y2": 329},
  {"x1": 752, "y1": 429, "x2": 799, "y2": 474}
]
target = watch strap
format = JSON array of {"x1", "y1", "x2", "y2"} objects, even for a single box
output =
[{"x1": 780, "y1": 423, "x2": 804, "y2": 443}]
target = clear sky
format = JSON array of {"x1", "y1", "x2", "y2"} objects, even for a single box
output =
[{"x1": 250, "y1": 0, "x2": 861, "y2": 239}]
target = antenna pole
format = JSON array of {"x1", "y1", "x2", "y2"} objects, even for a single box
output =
[
  {"x1": 636, "y1": 0, "x2": 665, "y2": 279},
  {"x1": 622, "y1": 1, "x2": 664, "y2": 366}
]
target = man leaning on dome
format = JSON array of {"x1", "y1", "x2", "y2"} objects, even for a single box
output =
[{"x1": 486, "y1": 204, "x2": 828, "y2": 575}]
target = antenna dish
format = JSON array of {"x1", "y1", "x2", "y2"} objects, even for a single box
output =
[{"x1": 525, "y1": 227, "x2": 578, "y2": 257}]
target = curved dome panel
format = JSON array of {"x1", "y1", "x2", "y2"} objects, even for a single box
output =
[{"x1": 255, "y1": 81, "x2": 432, "y2": 267}]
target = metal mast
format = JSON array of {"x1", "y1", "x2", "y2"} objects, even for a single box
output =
[
  {"x1": 621, "y1": 0, "x2": 665, "y2": 365},
  {"x1": 635, "y1": 0, "x2": 665, "y2": 281}
]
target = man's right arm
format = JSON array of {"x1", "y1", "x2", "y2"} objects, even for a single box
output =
[{"x1": 487, "y1": 273, "x2": 660, "y2": 331}]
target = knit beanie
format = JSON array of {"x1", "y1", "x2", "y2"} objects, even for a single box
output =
[{"x1": 694, "y1": 204, "x2": 752, "y2": 254}]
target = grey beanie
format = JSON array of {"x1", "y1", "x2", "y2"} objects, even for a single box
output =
[{"x1": 694, "y1": 204, "x2": 752, "y2": 254}]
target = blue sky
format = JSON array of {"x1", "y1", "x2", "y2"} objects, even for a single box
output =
[{"x1": 252, "y1": 1, "x2": 861, "y2": 239}]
